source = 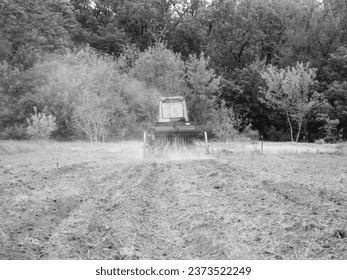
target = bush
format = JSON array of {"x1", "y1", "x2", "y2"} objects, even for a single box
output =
[
  {"x1": 209, "y1": 100, "x2": 239, "y2": 142},
  {"x1": 264, "y1": 126, "x2": 291, "y2": 141},
  {"x1": 0, "y1": 124, "x2": 28, "y2": 140},
  {"x1": 320, "y1": 118, "x2": 340, "y2": 143},
  {"x1": 242, "y1": 124, "x2": 259, "y2": 140},
  {"x1": 315, "y1": 139, "x2": 325, "y2": 144},
  {"x1": 26, "y1": 107, "x2": 57, "y2": 140}
]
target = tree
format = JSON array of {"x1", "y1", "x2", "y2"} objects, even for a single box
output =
[
  {"x1": 130, "y1": 42, "x2": 187, "y2": 96},
  {"x1": 0, "y1": 0, "x2": 79, "y2": 69},
  {"x1": 261, "y1": 62, "x2": 318, "y2": 142},
  {"x1": 73, "y1": 89, "x2": 112, "y2": 143},
  {"x1": 184, "y1": 52, "x2": 220, "y2": 124},
  {"x1": 219, "y1": 60, "x2": 271, "y2": 135},
  {"x1": 31, "y1": 47, "x2": 129, "y2": 141},
  {"x1": 209, "y1": 100, "x2": 239, "y2": 142},
  {"x1": 0, "y1": 60, "x2": 37, "y2": 139},
  {"x1": 318, "y1": 46, "x2": 347, "y2": 140},
  {"x1": 323, "y1": 81, "x2": 347, "y2": 140},
  {"x1": 70, "y1": 0, "x2": 128, "y2": 55},
  {"x1": 165, "y1": 0, "x2": 207, "y2": 58},
  {"x1": 26, "y1": 106, "x2": 57, "y2": 140},
  {"x1": 111, "y1": 0, "x2": 169, "y2": 51},
  {"x1": 120, "y1": 77, "x2": 160, "y2": 133},
  {"x1": 131, "y1": 42, "x2": 220, "y2": 125},
  {"x1": 200, "y1": 0, "x2": 283, "y2": 74}
]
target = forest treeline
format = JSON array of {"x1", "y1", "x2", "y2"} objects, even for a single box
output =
[{"x1": 0, "y1": 0, "x2": 346, "y2": 142}]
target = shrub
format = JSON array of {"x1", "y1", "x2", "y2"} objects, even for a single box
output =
[
  {"x1": 264, "y1": 126, "x2": 291, "y2": 141},
  {"x1": 26, "y1": 107, "x2": 57, "y2": 140},
  {"x1": 209, "y1": 100, "x2": 239, "y2": 142},
  {"x1": 315, "y1": 139, "x2": 325, "y2": 144},
  {"x1": 242, "y1": 124, "x2": 259, "y2": 140},
  {"x1": 318, "y1": 116, "x2": 340, "y2": 143},
  {"x1": 0, "y1": 124, "x2": 28, "y2": 140}
]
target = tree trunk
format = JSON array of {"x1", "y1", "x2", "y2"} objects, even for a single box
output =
[
  {"x1": 88, "y1": 124, "x2": 93, "y2": 143},
  {"x1": 295, "y1": 119, "x2": 303, "y2": 143},
  {"x1": 304, "y1": 126, "x2": 308, "y2": 142},
  {"x1": 92, "y1": 122, "x2": 98, "y2": 143},
  {"x1": 99, "y1": 125, "x2": 105, "y2": 143},
  {"x1": 286, "y1": 111, "x2": 294, "y2": 142}
]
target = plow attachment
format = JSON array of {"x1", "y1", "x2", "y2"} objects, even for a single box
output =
[{"x1": 143, "y1": 127, "x2": 209, "y2": 159}]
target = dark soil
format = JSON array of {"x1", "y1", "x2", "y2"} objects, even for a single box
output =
[{"x1": 0, "y1": 143, "x2": 346, "y2": 259}]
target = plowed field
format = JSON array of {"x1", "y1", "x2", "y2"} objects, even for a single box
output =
[{"x1": 0, "y1": 141, "x2": 346, "y2": 260}]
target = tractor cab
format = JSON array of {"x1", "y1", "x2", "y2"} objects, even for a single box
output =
[
  {"x1": 158, "y1": 96, "x2": 189, "y2": 123},
  {"x1": 143, "y1": 96, "x2": 208, "y2": 158}
]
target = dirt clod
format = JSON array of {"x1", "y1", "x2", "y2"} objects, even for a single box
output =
[{"x1": 333, "y1": 230, "x2": 346, "y2": 239}]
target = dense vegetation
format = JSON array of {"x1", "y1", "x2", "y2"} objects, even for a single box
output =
[{"x1": 0, "y1": 0, "x2": 346, "y2": 142}]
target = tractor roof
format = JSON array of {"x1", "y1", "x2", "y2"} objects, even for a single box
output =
[{"x1": 160, "y1": 96, "x2": 185, "y2": 101}]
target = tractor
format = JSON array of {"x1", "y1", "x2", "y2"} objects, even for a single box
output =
[{"x1": 143, "y1": 96, "x2": 209, "y2": 158}]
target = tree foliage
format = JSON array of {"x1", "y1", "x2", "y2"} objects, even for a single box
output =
[
  {"x1": 209, "y1": 100, "x2": 239, "y2": 142},
  {"x1": 130, "y1": 42, "x2": 220, "y2": 125},
  {"x1": 185, "y1": 52, "x2": 220, "y2": 124},
  {"x1": 131, "y1": 42, "x2": 187, "y2": 96},
  {"x1": 0, "y1": 0, "x2": 79, "y2": 68},
  {"x1": 261, "y1": 62, "x2": 318, "y2": 142},
  {"x1": 1, "y1": 0, "x2": 347, "y2": 142},
  {"x1": 26, "y1": 106, "x2": 57, "y2": 140},
  {"x1": 31, "y1": 47, "x2": 129, "y2": 141}
]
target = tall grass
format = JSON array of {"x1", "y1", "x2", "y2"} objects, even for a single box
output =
[
  {"x1": 0, "y1": 140, "x2": 43, "y2": 155},
  {"x1": 336, "y1": 142, "x2": 347, "y2": 155},
  {"x1": 0, "y1": 140, "x2": 144, "y2": 157}
]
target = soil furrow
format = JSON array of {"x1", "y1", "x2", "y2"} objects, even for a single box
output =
[{"x1": 1, "y1": 143, "x2": 346, "y2": 260}]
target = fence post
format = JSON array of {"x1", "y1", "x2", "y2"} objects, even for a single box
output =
[
  {"x1": 261, "y1": 135, "x2": 264, "y2": 153},
  {"x1": 204, "y1": 131, "x2": 209, "y2": 154},
  {"x1": 143, "y1": 131, "x2": 147, "y2": 159}
]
